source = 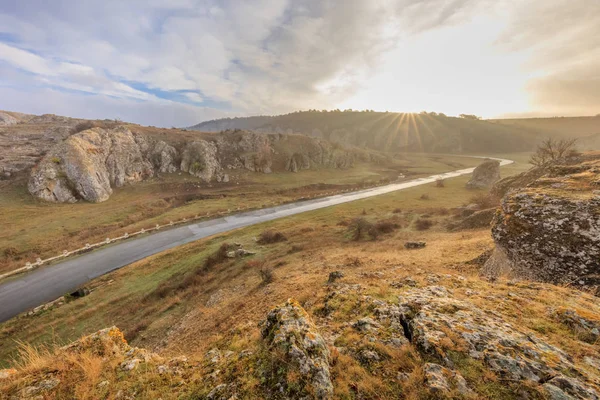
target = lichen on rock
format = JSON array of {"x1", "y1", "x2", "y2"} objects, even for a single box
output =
[{"x1": 260, "y1": 298, "x2": 333, "y2": 399}]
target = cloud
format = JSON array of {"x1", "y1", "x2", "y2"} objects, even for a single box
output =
[{"x1": 0, "y1": 0, "x2": 597, "y2": 124}]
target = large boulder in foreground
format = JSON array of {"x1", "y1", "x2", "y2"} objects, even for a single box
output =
[
  {"x1": 261, "y1": 298, "x2": 333, "y2": 399},
  {"x1": 466, "y1": 159, "x2": 500, "y2": 189},
  {"x1": 490, "y1": 154, "x2": 600, "y2": 293},
  {"x1": 28, "y1": 127, "x2": 153, "y2": 203}
]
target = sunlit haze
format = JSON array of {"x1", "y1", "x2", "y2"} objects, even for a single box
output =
[{"x1": 0, "y1": 0, "x2": 597, "y2": 126}]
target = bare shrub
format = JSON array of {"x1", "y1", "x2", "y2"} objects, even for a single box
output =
[
  {"x1": 419, "y1": 193, "x2": 430, "y2": 200},
  {"x1": 392, "y1": 208, "x2": 402, "y2": 214},
  {"x1": 415, "y1": 218, "x2": 434, "y2": 231},
  {"x1": 3, "y1": 246, "x2": 18, "y2": 258},
  {"x1": 435, "y1": 179, "x2": 445, "y2": 188},
  {"x1": 258, "y1": 265, "x2": 274, "y2": 285},
  {"x1": 373, "y1": 219, "x2": 400, "y2": 234},
  {"x1": 257, "y1": 230, "x2": 287, "y2": 245},
  {"x1": 530, "y1": 138, "x2": 577, "y2": 166},
  {"x1": 347, "y1": 218, "x2": 375, "y2": 241}
]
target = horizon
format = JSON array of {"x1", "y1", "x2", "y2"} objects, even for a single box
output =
[{"x1": 0, "y1": 1, "x2": 598, "y2": 127}]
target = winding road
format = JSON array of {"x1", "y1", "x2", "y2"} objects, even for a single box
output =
[{"x1": 0, "y1": 157, "x2": 512, "y2": 323}]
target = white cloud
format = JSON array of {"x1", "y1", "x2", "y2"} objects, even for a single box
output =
[{"x1": 0, "y1": 0, "x2": 598, "y2": 125}]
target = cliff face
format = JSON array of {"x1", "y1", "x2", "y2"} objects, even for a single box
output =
[
  {"x1": 489, "y1": 154, "x2": 600, "y2": 293},
  {"x1": 28, "y1": 127, "x2": 362, "y2": 203}
]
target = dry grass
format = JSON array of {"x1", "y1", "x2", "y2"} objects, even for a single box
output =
[{"x1": 256, "y1": 230, "x2": 287, "y2": 245}]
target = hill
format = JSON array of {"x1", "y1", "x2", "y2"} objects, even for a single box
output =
[{"x1": 190, "y1": 111, "x2": 541, "y2": 154}]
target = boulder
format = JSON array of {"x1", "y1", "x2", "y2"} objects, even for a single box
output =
[
  {"x1": 490, "y1": 155, "x2": 600, "y2": 293},
  {"x1": 404, "y1": 241, "x2": 426, "y2": 249},
  {"x1": 261, "y1": 299, "x2": 333, "y2": 399},
  {"x1": 28, "y1": 127, "x2": 153, "y2": 203},
  {"x1": 466, "y1": 159, "x2": 500, "y2": 189},
  {"x1": 180, "y1": 140, "x2": 222, "y2": 182}
]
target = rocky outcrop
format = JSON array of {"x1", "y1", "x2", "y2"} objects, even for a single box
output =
[
  {"x1": 260, "y1": 298, "x2": 333, "y2": 399},
  {"x1": 0, "y1": 111, "x2": 18, "y2": 126},
  {"x1": 489, "y1": 154, "x2": 600, "y2": 293},
  {"x1": 466, "y1": 159, "x2": 500, "y2": 189},
  {"x1": 396, "y1": 286, "x2": 599, "y2": 399},
  {"x1": 28, "y1": 127, "x2": 153, "y2": 202},
  {"x1": 180, "y1": 140, "x2": 223, "y2": 182},
  {"x1": 28, "y1": 126, "x2": 362, "y2": 203}
]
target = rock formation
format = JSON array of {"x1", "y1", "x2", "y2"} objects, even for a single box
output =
[
  {"x1": 28, "y1": 127, "x2": 153, "y2": 203},
  {"x1": 0, "y1": 111, "x2": 17, "y2": 126},
  {"x1": 396, "y1": 286, "x2": 598, "y2": 399},
  {"x1": 28, "y1": 127, "x2": 361, "y2": 203},
  {"x1": 261, "y1": 299, "x2": 334, "y2": 399},
  {"x1": 489, "y1": 153, "x2": 600, "y2": 293},
  {"x1": 466, "y1": 159, "x2": 500, "y2": 189}
]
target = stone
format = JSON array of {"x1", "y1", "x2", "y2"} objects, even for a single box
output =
[
  {"x1": 352, "y1": 317, "x2": 381, "y2": 332},
  {"x1": 395, "y1": 287, "x2": 598, "y2": 396},
  {"x1": 404, "y1": 241, "x2": 426, "y2": 249},
  {"x1": 261, "y1": 299, "x2": 333, "y2": 399},
  {"x1": 180, "y1": 140, "x2": 222, "y2": 182},
  {"x1": 466, "y1": 159, "x2": 500, "y2": 189}
]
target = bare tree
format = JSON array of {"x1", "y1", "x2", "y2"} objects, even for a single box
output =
[{"x1": 530, "y1": 138, "x2": 578, "y2": 166}]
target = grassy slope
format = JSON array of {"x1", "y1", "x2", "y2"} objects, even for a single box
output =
[
  {"x1": 0, "y1": 153, "x2": 486, "y2": 274},
  {"x1": 0, "y1": 152, "x2": 532, "y2": 367}
]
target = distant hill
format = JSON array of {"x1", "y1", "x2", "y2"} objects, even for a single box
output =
[
  {"x1": 490, "y1": 115, "x2": 600, "y2": 152},
  {"x1": 190, "y1": 111, "x2": 541, "y2": 154}
]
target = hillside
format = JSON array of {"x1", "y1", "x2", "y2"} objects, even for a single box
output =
[
  {"x1": 2, "y1": 155, "x2": 600, "y2": 399},
  {"x1": 190, "y1": 111, "x2": 540, "y2": 154}
]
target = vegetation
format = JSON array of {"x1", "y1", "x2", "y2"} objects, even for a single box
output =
[
  {"x1": 256, "y1": 230, "x2": 287, "y2": 245},
  {"x1": 529, "y1": 137, "x2": 578, "y2": 166}
]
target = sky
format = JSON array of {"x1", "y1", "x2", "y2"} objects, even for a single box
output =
[{"x1": 0, "y1": 0, "x2": 598, "y2": 127}]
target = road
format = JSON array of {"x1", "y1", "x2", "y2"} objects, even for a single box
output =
[{"x1": 0, "y1": 157, "x2": 512, "y2": 322}]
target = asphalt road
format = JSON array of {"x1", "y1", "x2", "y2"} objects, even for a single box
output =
[{"x1": 0, "y1": 157, "x2": 512, "y2": 322}]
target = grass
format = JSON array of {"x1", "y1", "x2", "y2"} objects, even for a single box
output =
[
  {"x1": 6, "y1": 151, "x2": 580, "y2": 399},
  {"x1": 0, "y1": 152, "x2": 494, "y2": 274}
]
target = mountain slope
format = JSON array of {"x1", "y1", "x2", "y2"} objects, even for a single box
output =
[{"x1": 190, "y1": 111, "x2": 540, "y2": 154}]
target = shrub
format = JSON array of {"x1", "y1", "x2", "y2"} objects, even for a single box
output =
[
  {"x1": 258, "y1": 266, "x2": 274, "y2": 285},
  {"x1": 203, "y1": 243, "x2": 230, "y2": 270},
  {"x1": 392, "y1": 208, "x2": 402, "y2": 214},
  {"x1": 435, "y1": 179, "x2": 445, "y2": 188},
  {"x1": 530, "y1": 138, "x2": 577, "y2": 166},
  {"x1": 373, "y1": 219, "x2": 400, "y2": 234},
  {"x1": 3, "y1": 247, "x2": 18, "y2": 258},
  {"x1": 415, "y1": 218, "x2": 434, "y2": 231},
  {"x1": 419, "y1": 193, "x2": 430, "y2": 200},
  {"x1": 347, "y1": 218, "x2": 376, "y2": 241},
  {"x1": 257, "y1": 230, "x2": 288, "y2": 245}
]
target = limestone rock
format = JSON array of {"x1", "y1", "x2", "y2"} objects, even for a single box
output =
[
  {"x1": 261, "y1": 298, "x2": 333, "y2": 399},
  {"x1": 180, "y1": 140, "x2": 222, "y2": 182},
  {"x1": 466, "y1": 159, "x2": 500, "y2": 189},
  {"x1": 490, "y1": 154, "x2": 600, "y2": 292},
  {"x1": 405, "y1": 241, "x2": 426, "y2": 249},
  {"x1": 423, "y1": 363, "x2": 474, "y2": 397},
  {"x1": 28, "y1": 127, "x2": 153, "y2": 203},
  {"x1": 149, "y1": 140, "x2": 178, "y2": 173},
  {"x1": 0, "y1": 111, "x2": 18, "y2": 126},
  {"x1": 396, "y1": 287, "x2": 598, "y2": 396}
]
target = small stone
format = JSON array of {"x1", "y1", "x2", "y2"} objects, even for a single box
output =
[{"x1": 404, "y1": 241, "x2": 426, "y2": 249}]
